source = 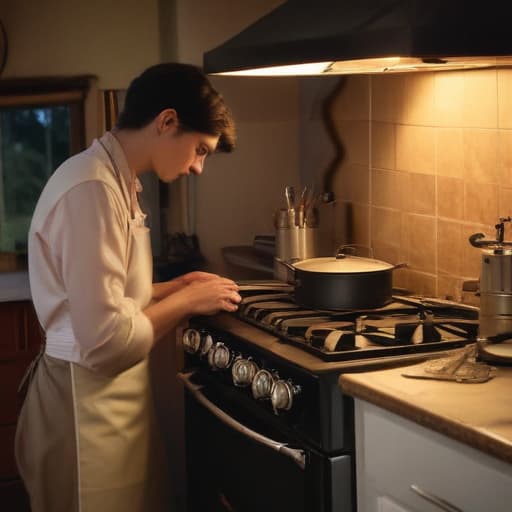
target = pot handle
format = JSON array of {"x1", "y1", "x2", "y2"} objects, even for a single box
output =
[
  {"x1": 393, "y1": 262, "x2": 408, "y2": 270},
  {"x1": 274, "y1": 257, "x2": 299, "y2": 286}
]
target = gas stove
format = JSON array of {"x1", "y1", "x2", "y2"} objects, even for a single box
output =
[
  {"x1": 236, "y1": 283, "x2": 479, "y2": 361},
  {"x1": 180, "y1": 281, "x2": 480, "y2": 512}
]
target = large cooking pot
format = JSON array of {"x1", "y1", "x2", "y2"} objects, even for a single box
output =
[{"x1": 282, "y1": 254, "x2": 404, "y2": 310}]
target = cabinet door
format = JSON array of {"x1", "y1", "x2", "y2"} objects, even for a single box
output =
[
  {"x1": 355, "y1": 400, "x2": 512, "y2": 512},
  {"x1": 0, "y1": 300, "x2": 42, "y2": 512},
  {"x1": 0, "y1": 301, "x2": 43, "y2": 421}
]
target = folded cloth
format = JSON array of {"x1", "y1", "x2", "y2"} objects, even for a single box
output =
[{"x1": 402, "y1": 344, "x2": 496, "y2": 383}]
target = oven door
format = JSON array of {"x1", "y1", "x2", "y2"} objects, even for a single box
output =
[{"x1": 178, "y1": 372, "x2": 353, "y2": 512}]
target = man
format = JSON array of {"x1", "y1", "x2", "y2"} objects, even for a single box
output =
[{"x1": 16, "y1": 63, "x2": 241, "y2": 512}]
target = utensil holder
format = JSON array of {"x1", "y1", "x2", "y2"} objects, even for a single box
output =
[{"x1": 274, "y1": 226, "x2": 320, "y2": 280}]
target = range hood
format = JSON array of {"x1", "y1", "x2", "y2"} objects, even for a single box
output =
[{"x1": 203, "y1": 0, "x2": 512, "y2": 76}]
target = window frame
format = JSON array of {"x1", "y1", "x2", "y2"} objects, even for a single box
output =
[{"x1": 0, "y1": 76, "x2": 92, "y2": 271}]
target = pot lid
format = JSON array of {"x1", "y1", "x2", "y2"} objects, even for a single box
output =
[{"x1": 293, "y1": 255, "x2": 393, "y2": 273}]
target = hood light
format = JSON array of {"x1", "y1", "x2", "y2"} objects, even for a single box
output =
[{"x1": 213, "y1": 56, "x2": 512, "y2": 76}]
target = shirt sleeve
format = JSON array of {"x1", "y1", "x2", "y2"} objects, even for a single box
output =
[{"x1": 45, "y1": 180, "x2": 154, "y2": 375}]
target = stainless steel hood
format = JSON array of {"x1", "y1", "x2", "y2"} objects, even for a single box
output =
[{"x1": 203, "y1": 0, "x2": 512, "y2": 76}]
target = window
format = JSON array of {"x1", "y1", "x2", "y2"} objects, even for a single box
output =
[{"x1": 0, "y1": 77, "x2": 90, "y2": 272}]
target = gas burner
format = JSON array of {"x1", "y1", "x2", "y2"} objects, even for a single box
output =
[{"x1": 237, "y1": 289, "x2": 479, "y2": 361}]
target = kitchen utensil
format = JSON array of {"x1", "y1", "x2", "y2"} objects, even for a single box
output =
[
  {"x1": 282, "y1": 251, "x2": 406, "y2": 310},
  {"x1": 469, "y1": 216, "x2": 512, "y2": 364}
]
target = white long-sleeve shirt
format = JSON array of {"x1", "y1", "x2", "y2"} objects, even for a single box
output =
[{"x1": 28, "y1": 132, "x2": 154, "y2": 375}]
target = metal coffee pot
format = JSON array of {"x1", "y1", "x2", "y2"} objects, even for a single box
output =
[{"x1": 470, "y1": 216, "x2": 512, "y2": 364}]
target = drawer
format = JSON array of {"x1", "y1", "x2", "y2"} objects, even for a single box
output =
[{"x1": 355, "y1": 400, "x2": 512, "y2": 512}]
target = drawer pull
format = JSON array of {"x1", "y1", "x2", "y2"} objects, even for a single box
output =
[{"x1": 410, "y1": 484, "x2": 464, "y2": 512}]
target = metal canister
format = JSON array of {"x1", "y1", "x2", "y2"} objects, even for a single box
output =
[{"x1": 469, "y1": 217, "x2": 512, "y2": 363}]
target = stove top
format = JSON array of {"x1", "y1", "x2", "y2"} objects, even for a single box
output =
[{"x1": 237, "y1": 282, "x2": 479, "y2": 362}]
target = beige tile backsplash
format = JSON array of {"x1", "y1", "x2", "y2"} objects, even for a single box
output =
[{"x1": 331, "y1": 67, "x2": 512, "y2": 301}]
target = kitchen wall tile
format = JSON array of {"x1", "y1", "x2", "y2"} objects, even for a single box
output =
[
  {"x1": 401, "y1": 73, "x2": 435, "y2": 126},
  {"x1": 371, "y1": 74, "x2": 405, "y2": 123},
  {"x1": 336, "y1": 120, "x2": 369, "y2": 166},
  {"x1": 346, "y1": 66, "x2": 511, "y2": 299},
  {"x1": 464, "y1": 182, "x2": 498, "y2": 226},
  {"x1": 437, "y1": 274, "x2": 463, "y2": 302},
  {"x1": 462, "y1": 69, "x2": 498, "y2": 129},
  {"x1": 332, "y1": 162, "x2": 369, "y2": 204},
  {"x1": 332, "y1": 201, "x2": 371, "y2": 251},
  {"x1": 437, "y1": 220, "x2": 463, "y2": 276},
  {"x1": 332, "y1": 75, "x2": 370, "y2": 121},
  {"x1": 371, "y1": 169, "x2": 406, "y2": 210},
  {"x1": 499, "y1": 187, "x2": 512, "y2": 218},
  {"x1": 404, "y1": 270, "x2": 437, "y2": 297},
  {"x1": 403, "y1": 214, "x2": 436, "y2": 273},
  {"x1": 498, "y1": 68, "x2": 512, "y2": 129},
  {"x1": 463, "y1": 129, "x2": 498, "y2": 184},
  {"x1": 373, "y1": 245, "x2": 403, "y2": 267},
  {"x1": 436, "y1": 128, "x2": 464, "y2": 178},
  {"x1": 498, "y1": 129, "x2": 512, "y2": 187},
  {"x1": 395, "y1": 125, "x2": 435, "y2": 174},
  {"x1": 371, "y1": 207, "x2": 403, "y2": 248},
  {"x1": 350, "y1": 203, "x2": 371, "y2": 247},
  {"x1": 406, "y1": 173, "x2": 435, "y2": 215},
  {"x1": 437, "y1": 176, "x2": 464, "y2": 220},
  {"x1": 371, "y1": 122, "x2": 395, "y2": 170},
  {"x1": 392, "y1": 266, "x2": 408, "y2": 291},
  {"x1": 434, "y1": 71, "x2": 466, "y2": 127}
]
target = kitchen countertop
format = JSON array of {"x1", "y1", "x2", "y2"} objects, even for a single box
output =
[
  {"x1": 339, "y1": 359, "x2": 512, "y2": 465},
  {"x1": 0, "y1": 271, "x2": 31, "y2": 301}
]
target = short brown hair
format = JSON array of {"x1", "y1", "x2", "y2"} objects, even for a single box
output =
[{"x1": 117, "y1": 63, "x2": 236, "y2": 153}]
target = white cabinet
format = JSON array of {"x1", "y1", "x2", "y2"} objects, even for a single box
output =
[{"x1": 354, "y1": 399, "x2": 512, "y2": 512}]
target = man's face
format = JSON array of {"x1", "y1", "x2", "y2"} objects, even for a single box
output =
[{"x1": 153, "y1": 128, "x2": 219, "y2": 182}]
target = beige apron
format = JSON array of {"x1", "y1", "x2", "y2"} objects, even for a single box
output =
[{"x1": 15, "y1": 137, "x2": 170, "y2": 512}]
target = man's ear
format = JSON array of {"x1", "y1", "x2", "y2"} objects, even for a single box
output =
[{"x1": 156, "y1": 108, "x2": 178, "y2": 134}]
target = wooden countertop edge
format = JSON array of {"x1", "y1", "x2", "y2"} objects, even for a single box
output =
[{"x1": 340, "y1": 376, "x2": 512, "y2": 465}]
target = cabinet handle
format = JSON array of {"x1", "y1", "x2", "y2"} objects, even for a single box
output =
[{"x1": 410, "y1": 484, "x2": 464, "y2": 512}]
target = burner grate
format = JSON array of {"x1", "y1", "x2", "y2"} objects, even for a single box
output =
[{"x1": 237, "y1": 291, "x2": 479, "y2": 361}]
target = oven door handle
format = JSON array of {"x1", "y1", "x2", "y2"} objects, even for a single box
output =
[{"x1": 178, "y1": 372, "x2": 306, "y2": 470}]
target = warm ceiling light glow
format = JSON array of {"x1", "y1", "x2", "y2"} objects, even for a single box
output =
[
  {"x1": 214, "y1": 62, "x2": 333, "y2": 76},
  {"x1": 214, "y1": 56, "x2": 512, "y2": 76}
]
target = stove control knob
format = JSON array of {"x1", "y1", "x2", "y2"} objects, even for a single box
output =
[
  {"x1": 232, "y1": 357, "x2": 259, "y2": 387},
  {"x1": 251, "y1": 369, "x2": 275, "y2": 400},
  {"x1": 270, "y1": 380, "x2": 301, "y2": 414},
  {"x1": 198, "y1": 332, "x2": 214, "y2": 356},
  {"x1": 182, "y1": 328, "x2": 202, "y2": 354},
  {"x1": 207, "y1": 342, "x2": 232, "y2": 370}
]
